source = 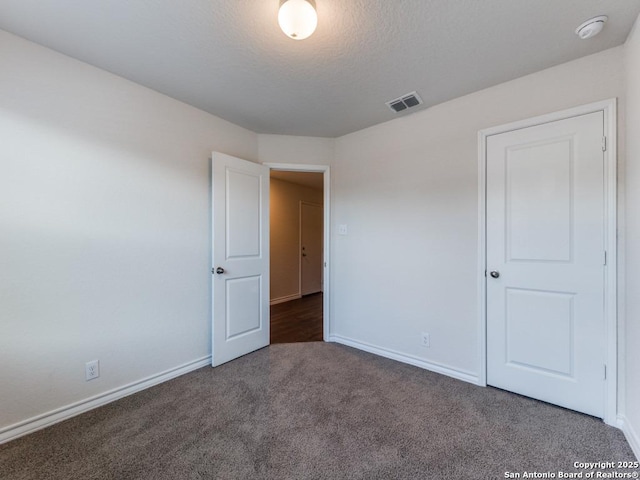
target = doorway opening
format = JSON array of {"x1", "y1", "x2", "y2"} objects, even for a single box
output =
[{"x1": 267, "y1": 164, "x2": 330, "y2": 344}]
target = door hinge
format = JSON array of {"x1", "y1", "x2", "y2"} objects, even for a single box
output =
[
  {"x1": 604, "y1": 364, "x2": 607, "y2": 380},
  {"x1": 603, "y1": 251, "x2": 607, "y2": 266},
  {"x1": 602, "y1": 136, "x2": 607, "y2": 152}
]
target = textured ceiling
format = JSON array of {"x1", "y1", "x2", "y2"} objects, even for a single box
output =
[{"x1": 1, "y1": 0, "x2": 639, "y2": 137}]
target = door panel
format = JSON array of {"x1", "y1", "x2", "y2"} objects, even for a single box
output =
[
  {"x1": 506, "y1": 139, "x2": 573, "y2": 262},
  {"x1": 212, "y1": 153, "x2": 269, "y2": 367},
  {"x1": 226, "y1": 276, "x2": 262, "y2": 339},
  {"x1": 486, "y1": 111, "x2": 605, "y2": 418},
  {"x1": 505, "y1": 288, "x2": 574, "y2": 376},
  {"x1": 226, "y1": 170, "x2": 261, "y2": 258}
]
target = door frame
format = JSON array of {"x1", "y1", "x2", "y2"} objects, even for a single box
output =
[
  {"x1": 477, "y1": 99, "x2": 618, "y2": 425},
  {"x1": 265, "y1": 163, "x2": 331, "y2": 342}
]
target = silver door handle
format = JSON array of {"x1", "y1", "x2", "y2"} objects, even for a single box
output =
[{"x1": 490, "y1": 271, "x2": 500, "y2": 278}]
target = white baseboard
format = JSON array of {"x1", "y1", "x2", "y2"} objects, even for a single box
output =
[
  {"x1": 329, "y1": 334, "x2": 479, "y2": 385},
  {"x1": 270, "y1": 293, "x2": 301, "y2": 305},
  {"x1": 618, "y1": 415, "x2": 640, "y2": 460},
  {"x1": 0, "y1": 355, "x2": 212, "y2": 445}
]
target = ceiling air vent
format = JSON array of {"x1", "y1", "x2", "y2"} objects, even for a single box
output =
[{"x1": 386, "y1": 91, "x2": 423, "y2": 113}]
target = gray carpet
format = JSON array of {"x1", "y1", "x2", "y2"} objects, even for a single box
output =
[{"x1": 0, "y1": 343, "x2": 636, "y2": 479}]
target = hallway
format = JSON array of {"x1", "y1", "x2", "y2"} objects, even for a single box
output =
[{"x1": 270, "y1": 293, "x2": 323, "y2": 344}]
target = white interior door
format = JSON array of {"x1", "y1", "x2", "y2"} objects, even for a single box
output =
[
  {"x1": 212, "y1": 152, "x2": 269, "y2": 367},
  {"x1": 486, "y1": 111, "x2": 605, "y2": 418},
  {"x1": 300, "y1": 202, "x2": 323, "y2": 296}
]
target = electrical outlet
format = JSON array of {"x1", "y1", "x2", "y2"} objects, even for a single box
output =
[
  {"x1": 421, "y1": 332, "x2": 430, "y2": 348},
  {"x1": 85, "y1": 360, "x2": 100, "y2": 381}
]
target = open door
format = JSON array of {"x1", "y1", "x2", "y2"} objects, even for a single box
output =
[{"x1": 212, "y1": 152, "x2": 270, "y2": 367}]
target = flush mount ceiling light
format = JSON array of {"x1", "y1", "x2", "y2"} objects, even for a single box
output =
[
  {"x1": 278, "y1": 0, "x2": 317, "y2": 40},
  {"x1": 575, "y1": 15, "x2": 608, "y2": 40}
]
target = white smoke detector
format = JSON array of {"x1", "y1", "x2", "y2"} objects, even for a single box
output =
[{"x1": 575, "y1": 16, "x2": 608, "y2": 40}]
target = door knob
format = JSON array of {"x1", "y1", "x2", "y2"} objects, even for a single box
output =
[
  {"x1": 490, "y1": 271, "x2": 500, "y2": 278},
  {"x1": 216, "y1": 267, "x2": 225, "y2": 274}
]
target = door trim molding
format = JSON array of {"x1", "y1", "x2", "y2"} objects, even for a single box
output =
[
  {"x1": 264, "y1": 163, "x2": 331, "y2": 342},
  {"x1": 477, "y1": 99, "x2": 618, "y2": 425}
]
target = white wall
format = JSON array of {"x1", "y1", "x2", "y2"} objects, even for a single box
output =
[
  {"x1": 0, "y1": 30, "x2": 257, "y2": 436},
  {"x1": 259, "y1": 134, "x2": 335, "y2": 166},
  {"x1": 623, "y1": 13, "x2": 640, "y2": 457},
  {"x1": 331, "y1": 47, "x2": 625, "y2": 381}
]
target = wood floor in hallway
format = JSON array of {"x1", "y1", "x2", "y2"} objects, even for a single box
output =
[{"x1": 270, "y1": 293, "x2": 323, "y2": 344}]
